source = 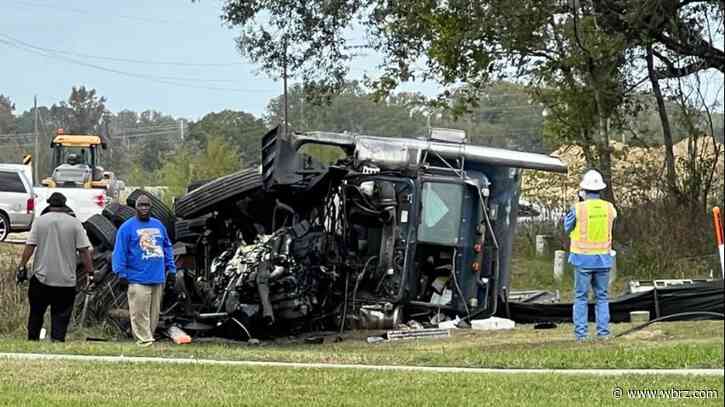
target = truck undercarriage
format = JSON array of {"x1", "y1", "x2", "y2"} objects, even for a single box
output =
[{"x1": 76, "y1": 126, "x2": 567, "y2": 340}]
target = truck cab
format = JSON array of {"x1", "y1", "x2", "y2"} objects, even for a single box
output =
[{"x1": 260, "y1": 127, "x2": 567, "y2": 323}]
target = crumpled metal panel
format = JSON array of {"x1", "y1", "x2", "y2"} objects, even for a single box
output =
[{"x1": 290, "y1": 132, "x2": 568, "y2": 173}]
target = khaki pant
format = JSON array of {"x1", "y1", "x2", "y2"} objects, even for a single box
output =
[{"x1": 127, "y1": 283, "x2": 163, "y2": 344}]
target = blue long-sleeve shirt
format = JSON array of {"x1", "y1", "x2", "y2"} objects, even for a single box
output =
[
  {"x1": 563, "y1": 193, "x2": 616, "y2": 270},
  {"x1": 112, "y1": 217, "x2": 176, "y2": 284}
]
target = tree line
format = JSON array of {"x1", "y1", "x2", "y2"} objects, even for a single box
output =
[{"x1": 1, "y1": 77, "x2": 722, "y2": 208}]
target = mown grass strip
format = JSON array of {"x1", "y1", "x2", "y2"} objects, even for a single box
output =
[
  {"x1": 0, "y1": 359, "x2": 723, "y2": 407},
  {"x1": 0, "y1": 322, "x2": 721, "y2": 369}
]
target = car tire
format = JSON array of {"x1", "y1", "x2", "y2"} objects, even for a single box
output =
[
  {"x1": 84, "y1": 214, "x2": 117, "y2": 251},
  {"x1": 125, "y1": 189, "x2": 176, "y2": 240},
  {"x1": 174, "y1": 168, "x2": 262, "y2": 219},
  {"x1": 0, "y1": 212, "x2": 9, "y2": 242}
]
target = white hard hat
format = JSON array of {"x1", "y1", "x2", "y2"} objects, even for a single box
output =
[{"x1": 580, "y1": 169, "x2": 607, "y2": 191}]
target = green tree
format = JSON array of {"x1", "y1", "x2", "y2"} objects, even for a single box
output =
[
  {"x1": 0, "y1": 94, "x2": 15, "y2": 134},
  {"x1": 152, "y1": 135, "x2": 241, "y2": 202},
  {"x1": 187, "y1": 110, "x2": 266, "y2": 166},
  {"x1": 265, "y1": 82, "x2": 428, "y2": 138},
  {"x1": 155, "y1": 147, "x2": 195, "y2": 202},
  {"x1": 114, "y1": 110, "x2": 179, "y2": 177},
  {"x1": 593, "y1": 0, "x2": 724, "y2": 75},
  {"x1": 219, "y1": 1, "x2": 639, "y2": 203},
  {"x1": 49, "y1": 86, "x2": 108, "y2": 133},
  {"x1": 134, "y1": 136, "x2": 166, "y2": 173}
]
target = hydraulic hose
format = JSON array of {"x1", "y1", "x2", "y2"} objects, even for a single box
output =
[
  {"x1": 614, "y1": 311, "x2": 724, "y2": 338},
  {"x1": 464, "y1": 191, "x2": 501, "y2": 322}
]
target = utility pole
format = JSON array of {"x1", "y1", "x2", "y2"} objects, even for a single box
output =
[
  {"x1": 178, "y1": 119, "x2": 185, "y2": 142},
  {"x1": 300, "y1": 94, "x2": 304, "y2": 131},
  {"x1": 282, "y1": 39, "x2": 289, "y2": 138},
  {"x1": 33, "y1": 95, "x2": 38, "y2": 185}
]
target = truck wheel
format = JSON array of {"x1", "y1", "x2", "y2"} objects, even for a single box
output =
[
  {"x1": 102, "y1": 202, "x2": 120, "y2": 221},
  {"x1": 102, "y1": 202, "x2": 136, "y2": 227},
  {"x1": 114, "y1": 205, "x2": 136, "y2": 226},
  {"x1": 174, "y1": 219, "x2": 200, "y2": 243},
  {"x1": 187, "y1": 179, "x2": 212, "y2": 193},
  {"x1": 84, "y1": 214, "x2": 117, "y2": 251},
  {"x1": 0, "y1": 212, "x2": 9, "y2": 242},
  {"x1": 125, "y1": 189, "x2": 176, "y2": 240},
  {"x1": 174, "y1": 168, "x2": 262, "y2": 219}
]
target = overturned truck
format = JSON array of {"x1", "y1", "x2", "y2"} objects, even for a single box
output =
[{"x1": 80, "y1": 127, "x2": 567, "y2": 340}]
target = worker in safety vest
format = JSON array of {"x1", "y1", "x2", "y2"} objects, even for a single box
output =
[{"x1": 564, "y1": 169, "x2": 617, "y2": 341}]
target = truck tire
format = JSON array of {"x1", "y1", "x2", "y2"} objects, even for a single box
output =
[
  {"x1": 187, "y1": 179, "x2": 212, "y2": 193},
  {"x1": 114, "y1": 205, "x2": 136, "y2": 226},
  {"x1": 174, "y1": 168, "x2": 262, "y2": 219},
  {"x1": 102, "y1": 202, "x2": 136, "y2": 227},
  {"x1": 84, "y1": 214, "x2": 117, "y2": 251},
  {"x1": 125, "y1": 189, "x2": 176, "y2": 240},
  {"x1": 174, "y1": 219, "x2": 199, "y2": 243},
  {"x1": 102, "y1": 202, "x2": 120, "y2": 220},
  {"x1": 126, "y1": 190, "x2": 173, "y2": 220}
]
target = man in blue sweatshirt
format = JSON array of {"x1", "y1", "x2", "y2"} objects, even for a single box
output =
[{"x1": 112, "y1": 195, "x2": 175, "y2": 346}]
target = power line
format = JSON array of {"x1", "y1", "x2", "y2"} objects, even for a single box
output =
[
  {"x1": 0, "y1": 132, "x2": 34, "y2": 138},
  {"x1": 0, "y1": 38, "x2": 245, "y2": 68},
  {"x1": 0, "y1": 35, "x2": 280, "y2": 94},
  {"x1": 113, "y1": 125, "x2": 180, "y2": 132},
  {"x1": 0, "y1": 34, "x2": 244, "y2": 84},
  {"x1": 11, "y1": 0, "x2": 190, "y2": 25}
]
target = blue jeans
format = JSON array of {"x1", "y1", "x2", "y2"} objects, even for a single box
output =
[{"x1": 573, "y1": 268, "x2": 610, "y2": 339}]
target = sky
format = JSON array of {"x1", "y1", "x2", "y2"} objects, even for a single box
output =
[
  {"x1": 1, "y1": 0, "x2": 722, "y2": 122},
  {"x1": 0, "y1": 0, "x2": 438, "y2": 120}
]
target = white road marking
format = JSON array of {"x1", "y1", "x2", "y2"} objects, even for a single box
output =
[{"x1": 1, "y1": 352, "x2": 722, "y2": 376}]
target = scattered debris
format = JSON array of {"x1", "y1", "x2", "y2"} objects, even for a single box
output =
[
  {"x1": 533, "y1": 321, "x2": 557, "y2": 330},
  {"x1": 167, "y1": 326, "x2": 192, "y2": 344},
  {"x1": 438, "y1": 315, "x2": 462, "y2": 329},
  {"x1": 471, "y1": 317, "x2": 515, "y2": 331},
  {"x1": 386, "y1": 328, "x2": 451, "y2": 341},
  {"x1": 630, "y1": 311, "x2": 651, "y2": 323}
]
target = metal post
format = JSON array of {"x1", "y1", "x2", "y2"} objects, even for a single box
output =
[
  {"x1": 652, "y1": 286, "x2": 661, "y2": 319},
  {"x1": 554, "y1": 250, "x2": 566, "y2": 285},
  {"x1": 536, "y1": 234, "x2": 550, "y2": 256},
  {"x1": 713, "y1": 207, "x2": 724, "y2": 279}
]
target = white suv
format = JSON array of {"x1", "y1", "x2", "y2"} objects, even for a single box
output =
[{"x1": 0, "y1": 166, "x2": 35, "y2": 241}]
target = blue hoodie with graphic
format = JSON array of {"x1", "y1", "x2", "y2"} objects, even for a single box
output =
[{"x1": 112, "y1": 217, "x2": 176, "y2": 284}]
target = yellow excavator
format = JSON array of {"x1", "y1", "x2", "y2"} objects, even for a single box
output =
[{"x1": 41, "y1": 129, "x2": 110, "y2": 189}]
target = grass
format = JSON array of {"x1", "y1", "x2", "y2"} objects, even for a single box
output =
[
  {"x1": 0, "y1": 321, "x2": 722, "y2": 369},
  {"x1": 510, "y1": 256, "x2": 635, "y2": 299},
  {"x1": 0, "y1": 244, "x2": 26, "y2": 336},
  {"x1": 0, "y1": 359, "x2": 723, "y2": 407}
]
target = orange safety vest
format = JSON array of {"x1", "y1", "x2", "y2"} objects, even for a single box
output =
[{"x1": 569, "y1": 199, "x2": 616, "y2": 255}]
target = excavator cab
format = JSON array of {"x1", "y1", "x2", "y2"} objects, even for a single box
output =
[{"x1": 41, "y1": 129, "x2": 109, "y2": 189}]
